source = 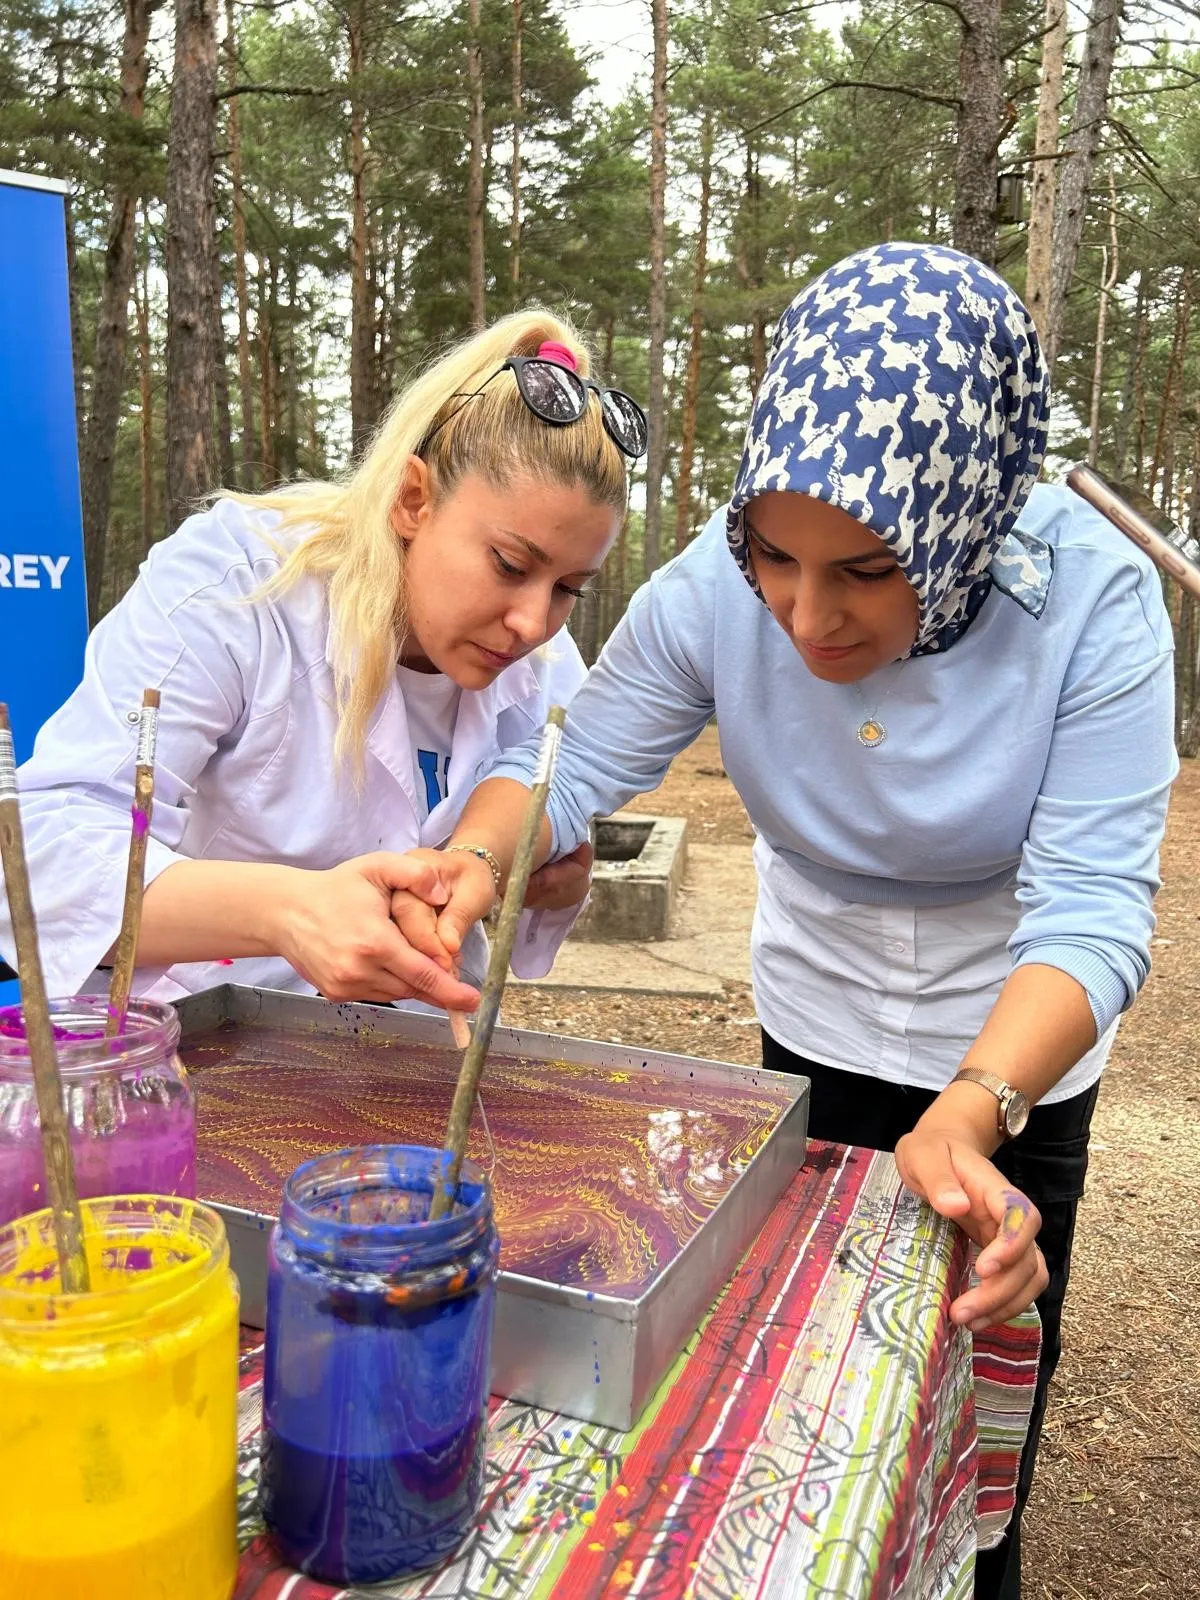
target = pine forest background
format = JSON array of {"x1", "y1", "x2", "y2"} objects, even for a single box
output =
[{"x1": 3, "y1": 0, "x2": 1200, "y2": 740}]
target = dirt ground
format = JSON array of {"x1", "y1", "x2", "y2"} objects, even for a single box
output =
[{"x1": 501, "y1": 727, "x2": 1200, "y2": 1599}]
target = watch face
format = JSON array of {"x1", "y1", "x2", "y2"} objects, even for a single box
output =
[{"x1": 1004, "y1": 1089, "x2": 1030, "y2": 1138}]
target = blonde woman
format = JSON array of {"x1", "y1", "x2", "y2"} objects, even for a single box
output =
[{"x1": 0, "y1": 313, "x2": 643, "y2": 1006}]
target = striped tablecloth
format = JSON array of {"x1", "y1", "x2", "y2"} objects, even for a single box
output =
[{"x1": 232, "y1": 1142, "x2": 1039, "y2": 1600}]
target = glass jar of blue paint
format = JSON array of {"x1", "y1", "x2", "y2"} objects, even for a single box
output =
[{"x1": 259, "y1": 1144, "x2": 499, "y2": 1584}]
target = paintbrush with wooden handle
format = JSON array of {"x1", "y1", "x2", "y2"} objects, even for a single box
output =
[
  {"x1": 429, "y1": 705, "x2": 565, "y2": 1220},
  {"x1": 107, "y1": 689, "x2": 161, "y2": 1036},
  {"x1": 0, "y1": 704, "x2": 90, "y2": 1292}
]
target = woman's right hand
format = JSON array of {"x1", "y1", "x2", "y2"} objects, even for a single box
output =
[
  {"x1": 271, "y1": 852, "x2": 482, "y2": 1009},
  {"x1": 388, "y1": 848, "x2": 499, "y2": 993}
]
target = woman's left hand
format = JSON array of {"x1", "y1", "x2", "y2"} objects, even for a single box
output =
[
  {"x1": 894, "y1": 1126, "x2": 1048, "y2": 1331},
  {"x1": 523, "y1": 842, "x2": 594, "y2": 912}
]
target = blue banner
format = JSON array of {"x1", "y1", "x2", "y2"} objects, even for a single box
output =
[
  {"x1": 0, "y1": 171, "x2": 89, "y2": 761},
  {"x1": 0, "y1": 170, "x2": 89, "y2": 995}
]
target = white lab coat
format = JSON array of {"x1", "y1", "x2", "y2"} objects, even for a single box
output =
[{"x1": 1, "y1": 498, "x2": 586, "y2": 1001}]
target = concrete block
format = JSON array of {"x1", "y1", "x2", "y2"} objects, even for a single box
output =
[{"x1": 574, "y1": 813, "x2": 688, "y2": 942}]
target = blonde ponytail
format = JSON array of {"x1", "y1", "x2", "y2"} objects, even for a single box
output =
[{"x1": 232, "y1": 309, "x2": 628, "y2": 775}]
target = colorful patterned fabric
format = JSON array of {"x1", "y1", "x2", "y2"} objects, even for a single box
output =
[
  {"x1": 726, "y1": 243, "x2": 1053, "y2": 655},
  {"x1": 232, "y1": 1144, "x2": 1039, "y2": 1600}
]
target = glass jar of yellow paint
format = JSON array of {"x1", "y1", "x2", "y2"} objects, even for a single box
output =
[{"x1": 0, "y1": 1195, "x2": 240, "y2": 1599}]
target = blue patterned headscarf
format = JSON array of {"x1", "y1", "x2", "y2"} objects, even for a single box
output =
[{"x1": 727, "y1": 243, "x2": 1053, "y2": 655}]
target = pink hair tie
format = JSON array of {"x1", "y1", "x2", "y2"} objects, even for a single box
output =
[{"x1": 535, "y1": 339, "x2": 579, "y2": 372}]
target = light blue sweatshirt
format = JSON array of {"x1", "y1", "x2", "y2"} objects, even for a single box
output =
[{"x1": 490, "y1": 483, "x2": 1178, "y2": 1034}]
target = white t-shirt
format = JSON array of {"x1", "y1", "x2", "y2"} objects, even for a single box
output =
[{"x1": 397, "y1": 666, "x2": 462, "y2": 821}]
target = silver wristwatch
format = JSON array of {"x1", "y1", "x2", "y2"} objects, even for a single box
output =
[{"x1": 952, "y1": 1068, "x2": 1030, "y2": 1140}]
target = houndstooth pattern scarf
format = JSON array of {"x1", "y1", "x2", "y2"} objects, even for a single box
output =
[{"x1": 726, "y1": 242, "x2": 1053, "y2": 655}]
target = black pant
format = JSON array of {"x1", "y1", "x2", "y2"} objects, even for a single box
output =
[{"x1": 760, "y1": 1030, "x2": 1099, "y2": 1600}]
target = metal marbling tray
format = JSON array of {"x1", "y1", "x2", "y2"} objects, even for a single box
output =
[{"x1": 176, "y1": 985, "x2": 808, "y2": 1431}]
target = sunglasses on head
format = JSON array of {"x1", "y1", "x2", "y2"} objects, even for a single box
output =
[
  {"x1": 422, "y1": 352, "x2": 648, "y2": 460},
  {"x1": 503, "y1": 356, "x2": 648, "y2": 459}
]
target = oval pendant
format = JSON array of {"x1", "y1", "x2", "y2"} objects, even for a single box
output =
[{"x1": 857, "y1": 718, "x2": 887, "y2": 748}]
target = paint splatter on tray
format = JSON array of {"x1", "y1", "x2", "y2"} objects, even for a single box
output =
[{"x1": 184, "y1": 1023, "x2": 787, "y2": 1297}]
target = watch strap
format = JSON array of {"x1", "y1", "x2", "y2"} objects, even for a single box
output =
[{"x1": 952, "y1": 1067, "x2": 1011, "y2": 1136}]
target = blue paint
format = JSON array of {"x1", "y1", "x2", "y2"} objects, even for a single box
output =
[{"x1": 260, "y1": 1145, "x2": 499, "y2": 1584}]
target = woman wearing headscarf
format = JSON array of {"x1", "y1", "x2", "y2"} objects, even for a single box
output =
[{"x1": 397, "y1": 244, "x2": 1177, "y2": 1596}]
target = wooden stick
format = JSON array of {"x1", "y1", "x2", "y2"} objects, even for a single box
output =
[
  {"x1": 0, "y1": 705, "x2": 90, "y2": 1292},
  {"x1": 447, "y1": 1009, "x2": 472, "y2": 1051},
  {"x1": 429, "y1": 705, "x2": 566, "y2": 1220},
  {"x1": 1067, "y1": 463, "x2": 1200, "y2": 600},
  {"x1": 106, "y1": 689, "x2": 161, "y2": 1036}
]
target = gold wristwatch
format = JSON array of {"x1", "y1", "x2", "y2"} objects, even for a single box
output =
[{"x1": 951, "y1": 1068, "x2": 1030, "y2": 1140}]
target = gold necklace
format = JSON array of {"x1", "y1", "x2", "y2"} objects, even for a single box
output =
[{"x1": 851, "y1": 671, "x2": 901, "y2": 748}]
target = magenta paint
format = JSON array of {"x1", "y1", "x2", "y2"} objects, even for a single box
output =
[
  {"x1": 0, "y1": 997, "x2": 195, "y2": 1227},
  {"x1": 131, "y1": 804, "x2": 150, "y2": 838},
  {"x1": 0, "y1": 1016, "x2": 105, "y2": 1044}
]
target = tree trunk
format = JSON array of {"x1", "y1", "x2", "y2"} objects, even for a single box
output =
[
  {"x1": 1113, "y1": 273, "x2": 1144, "y2": 479},
  {"x1": 1024, "y1": 0, "x2": 1067, "y2": 344},
  {"x1": 347, "y1": 0, "x2": 374, "y2": 456},
  {"x1": 1176, "y1": 422, "x2": 1200, "y2": 753},
  {"x1": 749, "y1": 149, "x2": 767, "y2": 392},
  {"x1": 51, "y1": 8, "x2": 88, "y2": 457},
  {"x1": 952, "y1": 0, "x2": 1003, "y2": 267},
  {"x1": 283, "y1": 255, "x2": 300, "y2": 479},
  {"x1": 1133, "y1": 275, "x2": 1153, "y2": 487},
  {"x1": 258, "y1": 256, "x2": 276, "y2": 484},
  {"x1": 367, "y1": 218, "x2": 384, "y2": 430},
  {"x1": 225, "y1": 0, "x2": 258, "y2": 488},
  {"x1": 165, "y1": 0, "x2": 219, "y2": 533},
  {"x1": 80, "y1": 196, "x2": 136, "y2": 615},
  {"x1": 79, "y1": 0, "x2": 160, "y2": 620},
  {"x1": 574, "y1": 594, "x2": 600, "y2": 666},
  {"x1": 510, "y1": 0, "x2": 522, "y2": 297},
  {"x1": 1177, "y1": 588, "x2": 1199, "y2": 756},
  {"x1": 385, "y1": 225, "x2": 406, "y2": 400},
  {"x1": 136, "y1": 221, "x2": 155, "y2": 560},
  {"x1": 467, "y1": 0, "x2": 486, "y2": 329},
  {"x1": 675, "y1": 110, "x2": 712, "y2": 558},
  {"x1": 642, "y1": 0, "x2": 669, "y2": 579},
  {"x1": 63, "y1": 198, "x2": 87, "y2": 461},
  {"x1": 615, "y1": 505, "x2": 628, "y2": 613},
  {"x1": 1087, "y1": 179, "x2": 1119, "y2": 467},
  {"x1": 1149, "y1": 268, "x2": 1193, "y2": 514},
  {"x1": 735, "y1": 144, "x2": 767, "y2": 395},
  {"x1": 211, "y1": 240, "x2": 235, "y2": 485},
  {"x1": 270, "y1": 254, "x2": 284, "y2": 481},
  {"x1": 1046, "y1": 0, "x2": 1123, "y2": 371}
]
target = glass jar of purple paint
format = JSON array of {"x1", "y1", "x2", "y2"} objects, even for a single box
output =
[
  {"x1": 0, "y1": 996, "x2": 195, "y2": 1226},
  {"x1": 260, "y1": 1144, "x2": 500, "y2": 1584}
]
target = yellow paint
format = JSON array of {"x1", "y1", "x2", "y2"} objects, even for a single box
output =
[{"x1": 0, "y1": 1197, "x2": 239, "y2": 1599}]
